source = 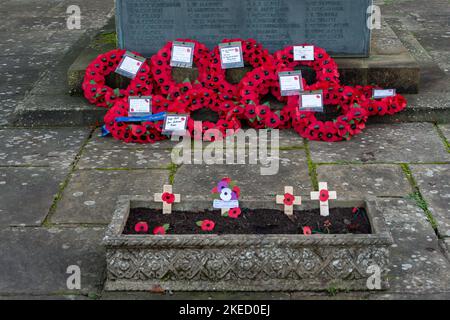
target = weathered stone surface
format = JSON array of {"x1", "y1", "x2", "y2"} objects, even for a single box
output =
[
  {"x1": 317, "y1": 164, "x2": 413, "y2": 199},
  {"x1": 173, "y1": 149, "x2": 311, "y2": 200},
  {"x1": 52, "y1": 169, "x2": 169, "y2": 224},
  {"x1": 0, "y1": 94, "x2": 20, "y2": 126},
  {"x1": 309, "y1": 123, "x2": 450, "y2": 164},
  {"x1": 0, "y1": 227, "x2": 105, "y2": 295},
  {"x1": 0, "y1": 128, "x2": 89, "y2": 167},
  {"x1": 410, "y1": 165, "x2": 450, "y2": 238},
  {"x1": 191, "y1": 129, "x2": 304, "y2": 150},
  {"x1": 77, "y1": 147, "x2": 173, "y2": 169},
  {"x1": 0, "y1": 167, "x2": 66, "y2": 227},
  {"x1": 375, "y1": 198, "x2": 450, "y2": 294},
  {"x1": 0, "y1": 55, "x2": 54, "y2": 94},
  {"x1": 439, "y1": 124, "x2": 450, "y2": 144}
]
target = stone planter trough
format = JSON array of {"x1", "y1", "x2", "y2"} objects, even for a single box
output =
[{"x1": 103, "y1": 196, "x2": 393, "y2": 291}]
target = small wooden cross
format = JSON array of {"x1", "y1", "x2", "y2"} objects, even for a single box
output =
[
  {"x1": 310, "y1": 182, "x2": 337, "y2": 217},
  {"x1": 276, "y1": 186, "x2": 302, "y2": 216},
  {"x1": 154, "y1": 185, "x2": 180, "y2": 214}
]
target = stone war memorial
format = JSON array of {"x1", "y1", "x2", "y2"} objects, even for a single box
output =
[
  {"x1": 116, "y1": 0, "x2": 372, "y2": 57},
  {"x1": 3, "y1": 0, "x2": 450, "y2": 304}
]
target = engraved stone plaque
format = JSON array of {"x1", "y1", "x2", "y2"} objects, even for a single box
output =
[{"x1": 116, "y1": 0, "x2": 373, "y2": 57}]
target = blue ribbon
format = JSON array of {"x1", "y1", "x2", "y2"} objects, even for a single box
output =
[
  {"x1": 114, "y1": 112, "x2": 167, "y2": 123},
  {"x1": 101, "y1": 125, "x2": 111, "y2": 137}
]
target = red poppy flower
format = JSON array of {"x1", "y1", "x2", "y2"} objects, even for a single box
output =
[
  {"x1": 228, "y1": 207, "x2": 242, "y2": 219},
  {"x1": 319, "y1": 189, "x2": 329, "y2": 202},
  {"x1": 222, "y1": 177, "x2": 231, "y2": 184},
  {"x1": 197, "y1": 219, "x2": 215, "y2": 231},
  {"x1": 232, "y1": 186, "x2": 241, "y2": 198},
  {"x1": 162, "y1": 192, "x2": 175, "y2": 204},
  {"x1": 265, "y1": 113, "x2": 281, "y2": 128},
  {"x1": 303, "y1": 226, "x2": 312, "y2": 235},
  {"x1": 283, "y1": 193, "x2": 295, "y2": 206},
  {"x1": 134, "y1": 221, "x2": 149, "y2": 233},
  {"x1": 153, "y1": 224, "x2": 169, "y2": 235}
]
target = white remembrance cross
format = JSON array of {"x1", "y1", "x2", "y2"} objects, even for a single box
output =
[
  {"x1": 310, "y1": 182, "x2": 337, "y2": 217},
  {"x1": 276, "y1": 186, "x2": 302, "y2": 216},
  {"x1": 154, "y1": 185, "x2": 180, "y2": 214}
]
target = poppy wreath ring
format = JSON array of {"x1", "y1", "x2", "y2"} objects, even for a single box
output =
[
  {"x1": 289, "y1": 86, "x2": 369, "y2": 142},
  {"x1": 150, "y1": 39, "x2": 210, "y2": 96},
  {"x1": 82, "y1": 49, "x2": 153, "y2": 108},
  {"x1": 354, "y1": 85, "x2": 407, "y2": 116},
  {"x1": 169, "y1": 89, "x2": 242, "y2": 141},
  {"x1": 236, "y1": 63, "x2": 300, "y2": 129},
  {"x1": 271, "y1": 44, "x2": 340, "y2": 101},
  {"x1": 104, "y1": 96, "x2": 170, "y2": 144},
  {"x1": 203, "y1": 38, "x2": 274, "y2": 101}
]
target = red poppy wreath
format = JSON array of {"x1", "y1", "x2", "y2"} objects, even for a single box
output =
[
  {"x1": 354, "y1": 85, "x2": 407, "y2": 116},
  {"x1": 82, "y1": 49, "x2": 153, "y2": 108},
  {"x1": 203, "y1": 38, "x2": 274, "y2": 101},
  {"x1": 289, "y1": 86, "x2": 369, "y2": 142},
  {"x1": 271, "y1": 44, "x2": 340, "y2": 101},
  {"x1": 237, "y1": 63, "x2": 302, "y2": 129},
  {"x1": 104, "y1": 96, "x2": 170, "y2": 144},
  {"x1": 150, "y1": 39, "x2": 210, "y2": 96},
  {"x1": 169, "y1": 88, "x2": 242, "y2": 141}
]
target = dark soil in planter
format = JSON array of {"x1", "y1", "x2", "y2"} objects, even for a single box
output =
[{"x1": 123, "y1": 207, "x2": 371, "y2": 235}]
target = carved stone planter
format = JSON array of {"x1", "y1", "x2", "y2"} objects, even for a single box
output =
[{"x1": 103, "y1": 196, "x2": 392, "y2": 291}]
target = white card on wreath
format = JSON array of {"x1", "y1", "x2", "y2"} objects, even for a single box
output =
[
  {"x1": 219, "y1": 42, "x2": 244, "y2": 69},
  {"x1": 170, "y1": 41, "x2": 195, "y2": 68},
  {"x1": 300, "y1": 91, "x2": 324, "y2": 112},
  {"x1": 279, "y1": 71, "x2": 303, "y2": 96},
  {"x1": 373, "y1": 88, "x2": 396, "y2": 99},
  {"x1": 115, "y1": 52, "x2": 145, "y2": 79},
  {"x1": 221, "y1": 47, "x2": 241, "y2": 64},
  {"x1": 129, "y1": 96, "x2": 152, "y2": 116},
  {"x1": 294, "y1": 45, "x2": 315, "y2": 61},
  {"x1": 162, "y1": 114, "x2": 188, "y2": 135}
]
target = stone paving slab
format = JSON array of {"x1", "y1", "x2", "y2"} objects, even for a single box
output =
[
  {"x1": 309, "y1": 123, "x2": 450, "y2": 164},
  {"x1": 0, "y1": 294, "x2": 90, "y2": 300},
  {"x1": 101, "y1": 291, "x2": 291, "y2": 300},
  {"x1": 0, "y1": 55, "x2": 55, "y2": 95},
  {"x1": 195, "y1": 129, "x2": 304, "y2": 150},
  {"x1": 0, "y1": 167, "x2": 66, "y2": 227},
  {"x1": 173, "y1": 149, "x2": 311, "y2": 200},
  {"x1": 439, "y1": 124, "x2": 450, "y2": 144},
  {"x1": 375, "y1": 198, "x2": 450, "y2": 294},
  {"x1": 51, "y1": 169, "x2": 169, "y2": 224},
  {"x1": 410, "y1": 164, "x2": 450, "y2": 238},
  {"x1": 0, "y1": 227, "x2": 105, "y2": 295},
  {"x1": 316, "y1": 164, "x2": 413, "y2": 200},
  {"x1": 0, "y1": 128, "x2": 89, "y2": 168},
  {"x1": 77, "y1": 147, "x2": 173, "y2": 170},
  {"x1": 0, "y1": 94, "x2": 20, "y2": 126}
]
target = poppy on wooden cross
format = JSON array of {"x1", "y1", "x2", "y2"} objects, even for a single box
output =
[
  {"x1": 310, "y1": 182, "x2": 337, "y2": 217},
  {"x1": 154, "y1": 185, "x2": 180, "y2": 214},
  {"x1": 276, "y1": 186, "x2": 302, "y2": 216}
]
